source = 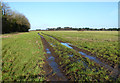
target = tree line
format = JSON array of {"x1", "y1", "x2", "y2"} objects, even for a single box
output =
[
  {"x1": 1, "y1": 2, "x2": 30, "y2": 34},
  {"x1": 45, "y1": 27, "x2": 119, "y2": 31}
]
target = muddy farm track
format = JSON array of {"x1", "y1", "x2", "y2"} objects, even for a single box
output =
[
  {"x1": 40, "y1": 32, "x2": 119, "y2": 80},
  {"x1": 38, "y1": 33, "x2": 68, "y2": 81}
]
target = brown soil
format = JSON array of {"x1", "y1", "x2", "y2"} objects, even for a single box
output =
[{"x1": 0, "y1": 33, "x2": 26, "y2": 38}]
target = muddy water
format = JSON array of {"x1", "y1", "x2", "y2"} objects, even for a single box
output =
[
  {"x1": 61, "y1": 42, "x2": 101, "y2": 62},
  {"x1": 46, "y1": 48, "x2": 66, "y2": 78},
  {"x1": 47, "y1": 56, "x2": 65, "y2": 77},
  {"x1": 61, "y1": 43, "x2": 73, "y2": 49},
  {"x1": 48, "y1": 42, "x2": 55, "y2": 47},
  {"x1": 60, "y1": 42, "x2": 115, "y2": 69},
  {"x1": 68, "y1": 55, "x2": 74, "y2": 57},
  {"x1": 41, "y1": 33, "x2": 98, "y2": 62},
  {"x1": 79, "y1": 51, "x2": 100, "y2": 63},
  {"x1": 60, "y1": 41, "x2": 119, "y2": 78},
  {"x1": 41, "y1": 33, "x2": 101, "y2": 63},
  {"x1": 46, "y1": 48, "x2": 51, "y2": 54},
  {"x1": 38, "y1": 33, "x2": 43, "y2": 38},
  {"x1": 38, "y1": 33, "x2": 67, "y2": 81}
]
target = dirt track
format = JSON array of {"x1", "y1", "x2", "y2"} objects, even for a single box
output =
[{"x1": 38, "y1": 33, "x2": 68, "y2": 81}]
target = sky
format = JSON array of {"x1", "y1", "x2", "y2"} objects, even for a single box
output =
[{"x1": 7, "y1": 2, "x2": 118, "y2": 30}]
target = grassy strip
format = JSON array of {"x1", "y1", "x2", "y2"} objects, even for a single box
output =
[{"x1": 2, "y1": 32, "x2": 45, "y2": 81}]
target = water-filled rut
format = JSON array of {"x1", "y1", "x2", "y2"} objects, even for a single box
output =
[{"x1": 38, "y1": 33, "x2": 67, "y2": 81}]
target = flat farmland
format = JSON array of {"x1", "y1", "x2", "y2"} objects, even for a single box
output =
[
  {"x1": 2, "y1": 31, "x2": 120, "y2": 81},
  {"x1": 42, "y1": 31, "x2": 118, "y2": 68},
  {"x1": 2, "y1": 32, "x2": 45, "y2": 81}
]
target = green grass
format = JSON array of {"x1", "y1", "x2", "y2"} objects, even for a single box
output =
[
  {"x1": 2, "y1": 32, "x2": 45, "y2": 81},
  {"x1": 2, "y1": 31, "x2": 119, "y2": 81},
  {"x1": 42, "y1": 31, "x2": 118, "y2": 67}
]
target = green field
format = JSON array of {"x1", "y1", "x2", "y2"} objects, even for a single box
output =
[
  {"x1": 2, "y1": 32, "x2": 45, "y2": 81},
  {"x1": 2, "y1": 31, "x2": 119, "y2": 81}
]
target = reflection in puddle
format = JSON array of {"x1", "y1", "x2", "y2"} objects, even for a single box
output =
[
  {"x1": 61, "y1": 42, "x2": 114, "y2": 70},
  {"x1": 79, "y1": 52, "x2": 100, "y2": 63},
  {"x1": 61, "y1": 42, "x2": 103, "y2": 65},
  {"x1": 48, "y1": 56, "x2": 55, "y2": 60},
  {"x1": 46, "y1": 48, "x2": 51, "y2": 54},
  {"x1": 50, "y1": 43, "x2": 55, "y2": 47},
  {"x1": 60, "y1": 41, "x2": 101, "y2": 64},
  {"x1": 69, "y1": 55, "x2": 74, "y2": 57},
  {"x1": 38, "y1": 33, "x2": 43, "y2": 38},
  {"x1": 61, "y1": 43, "x2": 73, "y2": 49},
  {"x1": 45, "y1": 48, "x2": 66, "y2": 79},
  {"x1": 48, "y1": 42, "x2": 55, "y2": 47},
  {"x1": 47, "y1": 56, "x2": 65, "y2": 77}
]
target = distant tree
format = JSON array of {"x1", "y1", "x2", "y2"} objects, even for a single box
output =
[
  {"x1": 85, "y1": 28, "x2": 89, "y2": 30},
  {"x1": 72, "y1": 28, "x2": 78, "y2": 30},
  {"x1": 1, "y1": 2, "x2": 30, "y2": 34},
  {"x1": 64, "y1": 27, "x2": 71, "y2": 30},
  {"x1": 56, "y1": 27, "x2": 62, "y2": 30}
]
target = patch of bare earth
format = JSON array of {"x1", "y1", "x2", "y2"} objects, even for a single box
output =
[{"x1": 0, "y1": 33, "x2": 25, "y2": 38}]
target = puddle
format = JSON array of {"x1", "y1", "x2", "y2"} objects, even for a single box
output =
[
  {"x1": 78, "y1": 51, "x2": 114, "y2": 70},
  {"x1": 46, "y1": 48, "x2": 51, "y2": 54},
  {"x1": 42, "y1": 33, "x2": 100, "y2": 64},
  {"x1": 48, "y1": 42, "x2": 55, "y2": 47},
  {"x1": 46, "y1": 48, "x2": 64, "y2": 76},
  {"x1": 47, "y1": 56, "x2": 65, "y2": 77},
  {"x1": 50, "y1": 43, "x2": 55, "y2": 47},
  {"x1": 79, "y1": 52, "x2": 100, "y2": 63},
  {"x1": 38, "y1": 33, "x2": 44, "y2": 38},
  {"x1": 60, "y1": 42, "x2": 114, "y2": 71},
  {"x1": 61, "y1": 43, "x2": 73, "y2": 49},
  {"x1": 68, "y1": 55, "x2": 74, "y2": 57}
]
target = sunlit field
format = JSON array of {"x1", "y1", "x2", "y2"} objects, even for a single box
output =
[
  {"x1": 42, "y1": 31, "x2": 118, "y2": 67},
  {"x1": 2, "y1": 32, "x2": 45, "y2": 81},
  {"x1": 2, "y1": 31, "x2": 119, "y2": 81},
  {"x1": 1, "y1": 1, "x2": 119, "y2": 82}
]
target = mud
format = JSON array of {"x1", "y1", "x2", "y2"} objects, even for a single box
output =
[{"x1": 38, "y1": 33, "x2": 67, "y2": 81}]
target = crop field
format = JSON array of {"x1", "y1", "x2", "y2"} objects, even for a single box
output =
[
  {"x1": 2, "y1": 32, "x2": 45, "y2": 81},
  {"x1": 2, "y1": 31, "x2": 120, "y2": 81}
]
